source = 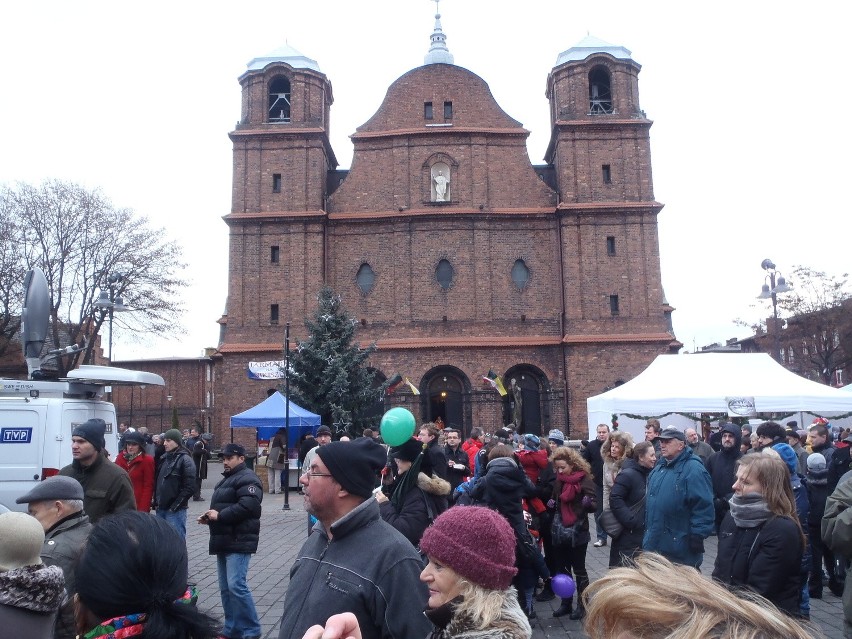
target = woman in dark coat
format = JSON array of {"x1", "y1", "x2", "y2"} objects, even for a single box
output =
[
  {"x1": 376, "y1": 438, "x2": 450, "y2": 548},
  {"x1": 469, "y1": 444, "x2": 549, "y2": 619},
  {"x1": 608, "y1": 440, "x2": 656, "y2": 567},
  {"x1": 712, "y1": 454, "x2": 805, "y2": 617}
]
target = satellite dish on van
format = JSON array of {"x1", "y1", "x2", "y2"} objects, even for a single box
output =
[{"x1": 21, "y1": 268, "x2": 50, "y2": 379}]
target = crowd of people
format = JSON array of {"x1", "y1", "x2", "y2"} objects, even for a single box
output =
[{"x1": 6, "y1": 414, "x2": 852, "y2": 639}]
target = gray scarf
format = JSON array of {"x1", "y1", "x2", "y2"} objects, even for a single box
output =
[{"x1": 729, "y1": 493, "x2": 772, "y2": 528}]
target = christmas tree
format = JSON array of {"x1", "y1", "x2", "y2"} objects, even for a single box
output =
[{"x1": 283, "y1": 286, "x2": 381, "y2": 436}]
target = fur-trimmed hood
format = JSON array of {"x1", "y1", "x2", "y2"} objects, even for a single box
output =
[
  {"x1": 0, "y1": 564, "x2": 65, "y2": 613},
  {"x1": 418, "y1": 471, "x2": 451, "y2": 496},
  {"x1": 427, "y1": 587, "x2": 532, "y2": 639}
]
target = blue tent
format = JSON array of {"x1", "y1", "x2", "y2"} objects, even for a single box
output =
[{"x1": 230, "y1": 392, "x2": 321, "y2": 442}]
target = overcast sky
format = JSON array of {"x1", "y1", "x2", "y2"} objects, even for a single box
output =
[{"x1": 2, "y1": 1, "x2": 849, "y2": 361}]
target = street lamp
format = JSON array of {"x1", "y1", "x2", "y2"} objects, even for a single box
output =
[
  {"x1": 757, "y1": 258, "x2": 792, "y2": 362},
  {"x1": 94, "y1": 272, "x2": 129, "y2": 364}
]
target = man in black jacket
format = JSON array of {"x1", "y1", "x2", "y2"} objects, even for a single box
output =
[
  {"x1": 154, "y1": 428, "x2": 196, "y2": 538},
  {"x1": 184, "y1": 426, "x2": 209, "y2": 501},
  {"x1": 443, "y1": 428, "x2": 470, "y2": 496},
  {"x1": 705, "y1": 422, "x2": 742, "y2": 531},
  {"x1": 582, "y1": 423, "x2": 609, "y2": 547},
  {"x1": 200, "y1": 443, "x2": 262, "y2": 639}
]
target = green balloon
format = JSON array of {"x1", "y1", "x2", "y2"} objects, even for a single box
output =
[{"x1": 380, "y1": 407, "x2": 416, "y2": 447}]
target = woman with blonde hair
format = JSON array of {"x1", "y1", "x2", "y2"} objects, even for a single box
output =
[
  {"x1": 548, "y1": 446, "x2": 596, "y2": 620},
  {"x1": 600, "y1": 431, "x2": 634, "y2": 520},
  {"x1": 301, "y1": 506, "x2": 531, "y2": 639},
  {"x1": 584, "y1": 552, "x2": 820, "y2": 638},
  {"x1": 711, "y1": 454, "x2": 805, "y2": 616}
]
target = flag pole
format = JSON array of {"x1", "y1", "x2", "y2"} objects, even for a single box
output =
[{"x1": 282, "y1": 322, "x2": 291, "y2": 511}]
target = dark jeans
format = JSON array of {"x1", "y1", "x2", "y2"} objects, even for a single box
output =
[
  {"x1": 193, "y1": 476, "x2": 202, "y2": 500},
  {"x1": 594, "y1": 484, "x2": 606, "y2": 542},
  {"x1": 809, "y1": 524, "x2": 837, "y2": 593}
]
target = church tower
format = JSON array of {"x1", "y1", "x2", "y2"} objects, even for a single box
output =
[
  {"x1": 221, "y1": 45, "x2": 335, "y2": 350},
  {"x1": 546, "y1": 36, "x2": 678, "y2": 420}
]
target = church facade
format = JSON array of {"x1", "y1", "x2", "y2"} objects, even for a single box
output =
[{"x1": 215, "y1": 21, "x2": 679, "y2": 444}]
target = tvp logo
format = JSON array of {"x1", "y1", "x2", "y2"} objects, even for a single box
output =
[{"x1": 1, "y1": 427, "x2": 33, "y2": 443}]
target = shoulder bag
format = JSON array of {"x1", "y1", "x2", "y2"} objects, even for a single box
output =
[{"x1": 600, "y1": 495, "x2": 646, "y2": 538}]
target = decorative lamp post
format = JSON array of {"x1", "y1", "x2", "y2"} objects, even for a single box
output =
[
  {"x1": 757, "y1": 259, "x2": 792, "y2": 362},
  {"x1": 94, "y1": 272, "x2": 129, "y2": 364},
  {"x1": 282, "y1": 322, "x2": 291, "y2": 511}
]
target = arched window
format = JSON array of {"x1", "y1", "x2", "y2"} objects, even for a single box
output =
[
  {"x1": 588, "y1": 67, "x2": 613, "y2": 115},
  {"x1": 511, "y1": 259, "x2": 530, "y2": 289},
  {"x1": 269, "y1": 77, "x2": 291, "y2": 122},
  {"x1": 356, "y1": 263, "x2": 376, "y2": 295},
  {"x1": 436, "y1": 259, "x2": 454, "y2": 290}
]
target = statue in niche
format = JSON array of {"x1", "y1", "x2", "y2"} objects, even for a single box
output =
[
  {"x1": 432, "y1": 168, "x2": 450, "y2": 202},
  {"x1": 510, "y1": 378, "x2": 523, "y2": 429}
]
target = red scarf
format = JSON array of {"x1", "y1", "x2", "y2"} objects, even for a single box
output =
[{"x1": 556, "y1": 470, "x2": 586, "y2": 525}]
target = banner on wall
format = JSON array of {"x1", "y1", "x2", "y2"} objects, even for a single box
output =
[{"x1": 247, "y1": 360, "x2": 286, "y2": 380}]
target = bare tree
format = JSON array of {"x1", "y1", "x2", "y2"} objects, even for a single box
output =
[
  {"x1": 0, "y1": 179, "x2": 188, "y2": 375},
  {"x1": 775, "y1": 266, "x2": 852, "y2": 384},
  {"x1": 740, "y1": 265, "x2": 852, "y2": 384},
  {"x1": 0, "y1": 200, "x2": 26, "y2": 357}
]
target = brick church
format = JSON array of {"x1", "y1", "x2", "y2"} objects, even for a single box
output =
[{"x1": 214, "y1": 14, "x2": 679, "y2": 444}]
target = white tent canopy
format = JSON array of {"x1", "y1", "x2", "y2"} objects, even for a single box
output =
[{"x1": 587, "y1": 354, "x2": 852, "y2": 440}]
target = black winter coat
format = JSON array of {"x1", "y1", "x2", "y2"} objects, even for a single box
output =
[
  {"x1": 444, "y1": 445, "x2": 470, "y2": 492},
  {"x1": 425, "y1": 439, "x2": 449, "y2": 482},
  {"x1": 712, "y1": 513, "x2": 803, "y2": 616},
  {"x1": 208, "y1": 463, "x2": 262, "y2": 554},
  {"x1": 582, "y1": 439, "x2": 604, "y2": 488},
  {"x1": 379, "y1": 472, "x2": 450, "y2": 547},
  {"x1": 155, "y1": 448, "x2": 196, "y2": 512},
  {"x1": 471, "y1": 457, "x2": 536, "y2": 532},
  {"x1": 705, "y1": 442, "x2": 742, "y2": 522},
  {"x1": 608, "y1": 458, "x2": 650, "y2": 563},
  {"x1": 805, "y1": 472, "x2": 830, "y2": 528}
]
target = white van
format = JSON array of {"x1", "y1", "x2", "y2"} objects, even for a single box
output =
[{"x1": 0, "y1": 365, "x2": 163, "y2": 512}]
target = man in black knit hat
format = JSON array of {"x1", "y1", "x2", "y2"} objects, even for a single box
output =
[
  {"x1": 58, "y1": 418, "x2": 135, "y2": 523},
  {"x1": 278, "y1": 437, "x2": 431, "y2": 639}
]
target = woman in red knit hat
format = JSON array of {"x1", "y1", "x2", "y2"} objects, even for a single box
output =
[{"x1": 302, "y1": 505, "x2": 532, "y2": 639}]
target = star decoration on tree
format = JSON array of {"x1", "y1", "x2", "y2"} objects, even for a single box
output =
[{"x1": 333, "y1": 419, "x2": 350, "y2": 435}]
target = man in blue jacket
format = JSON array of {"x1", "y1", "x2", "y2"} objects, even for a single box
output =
[{"x1": 643, "y1": 426, "x2": 714, "y2": 569}]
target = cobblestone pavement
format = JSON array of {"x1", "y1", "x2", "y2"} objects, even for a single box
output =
[{"x1": 188, "y1": 464, "x2": 846, "y2": 639}]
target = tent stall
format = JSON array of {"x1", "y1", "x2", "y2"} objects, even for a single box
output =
[
  {"x1": 230, "y1": 392, "x2": 322, "y2": 490},
  {"x1": 587, "y1": 353, "x2": 852, "y2": 442},
  {"x1": 230, "y1": 391, "x2": 321, "y2": 445}
]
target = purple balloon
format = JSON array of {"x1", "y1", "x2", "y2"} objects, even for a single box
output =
[{"x1": 551, "y1": 573, "x2": 576, "y2": 598}]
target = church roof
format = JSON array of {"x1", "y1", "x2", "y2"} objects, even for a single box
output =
[
  {"x1": 554, "y1": 35, "x2": 633, "y2": 66},
  {"x1": 245, "y1": 43, "x2": 321, "y2": 73}
]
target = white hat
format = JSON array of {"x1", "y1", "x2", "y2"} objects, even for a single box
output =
[{"x1": 0, "y1": 512, "x2": 44, "y2": 571}]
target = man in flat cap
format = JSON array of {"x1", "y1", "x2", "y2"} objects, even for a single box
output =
[
  {"x1": 17, "y1": 475, "x2": 92, "y2": 639},
  {"x1": 643, "y1": 426, "x2": 714, "y2": 569},
  {"x1": 278, "y1": 437, "x2": 431, "y2": 639},
  {"x1": 58, "y1": 418, "x2": 135, "y2": 523},
  {"x1": 199, "y1": 443, "x2": 263, "y2": 639}
]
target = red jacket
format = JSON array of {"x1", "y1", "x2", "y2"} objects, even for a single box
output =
[
  {"x1": 518, "y1": 448, "x2": 548, "y2": 484},
  {"x1": 462, "y1": 438, "x2": 483, "y2": 471},
  {"x1": 116, "y1": 452, "x2": 155, "y2": 511}
]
